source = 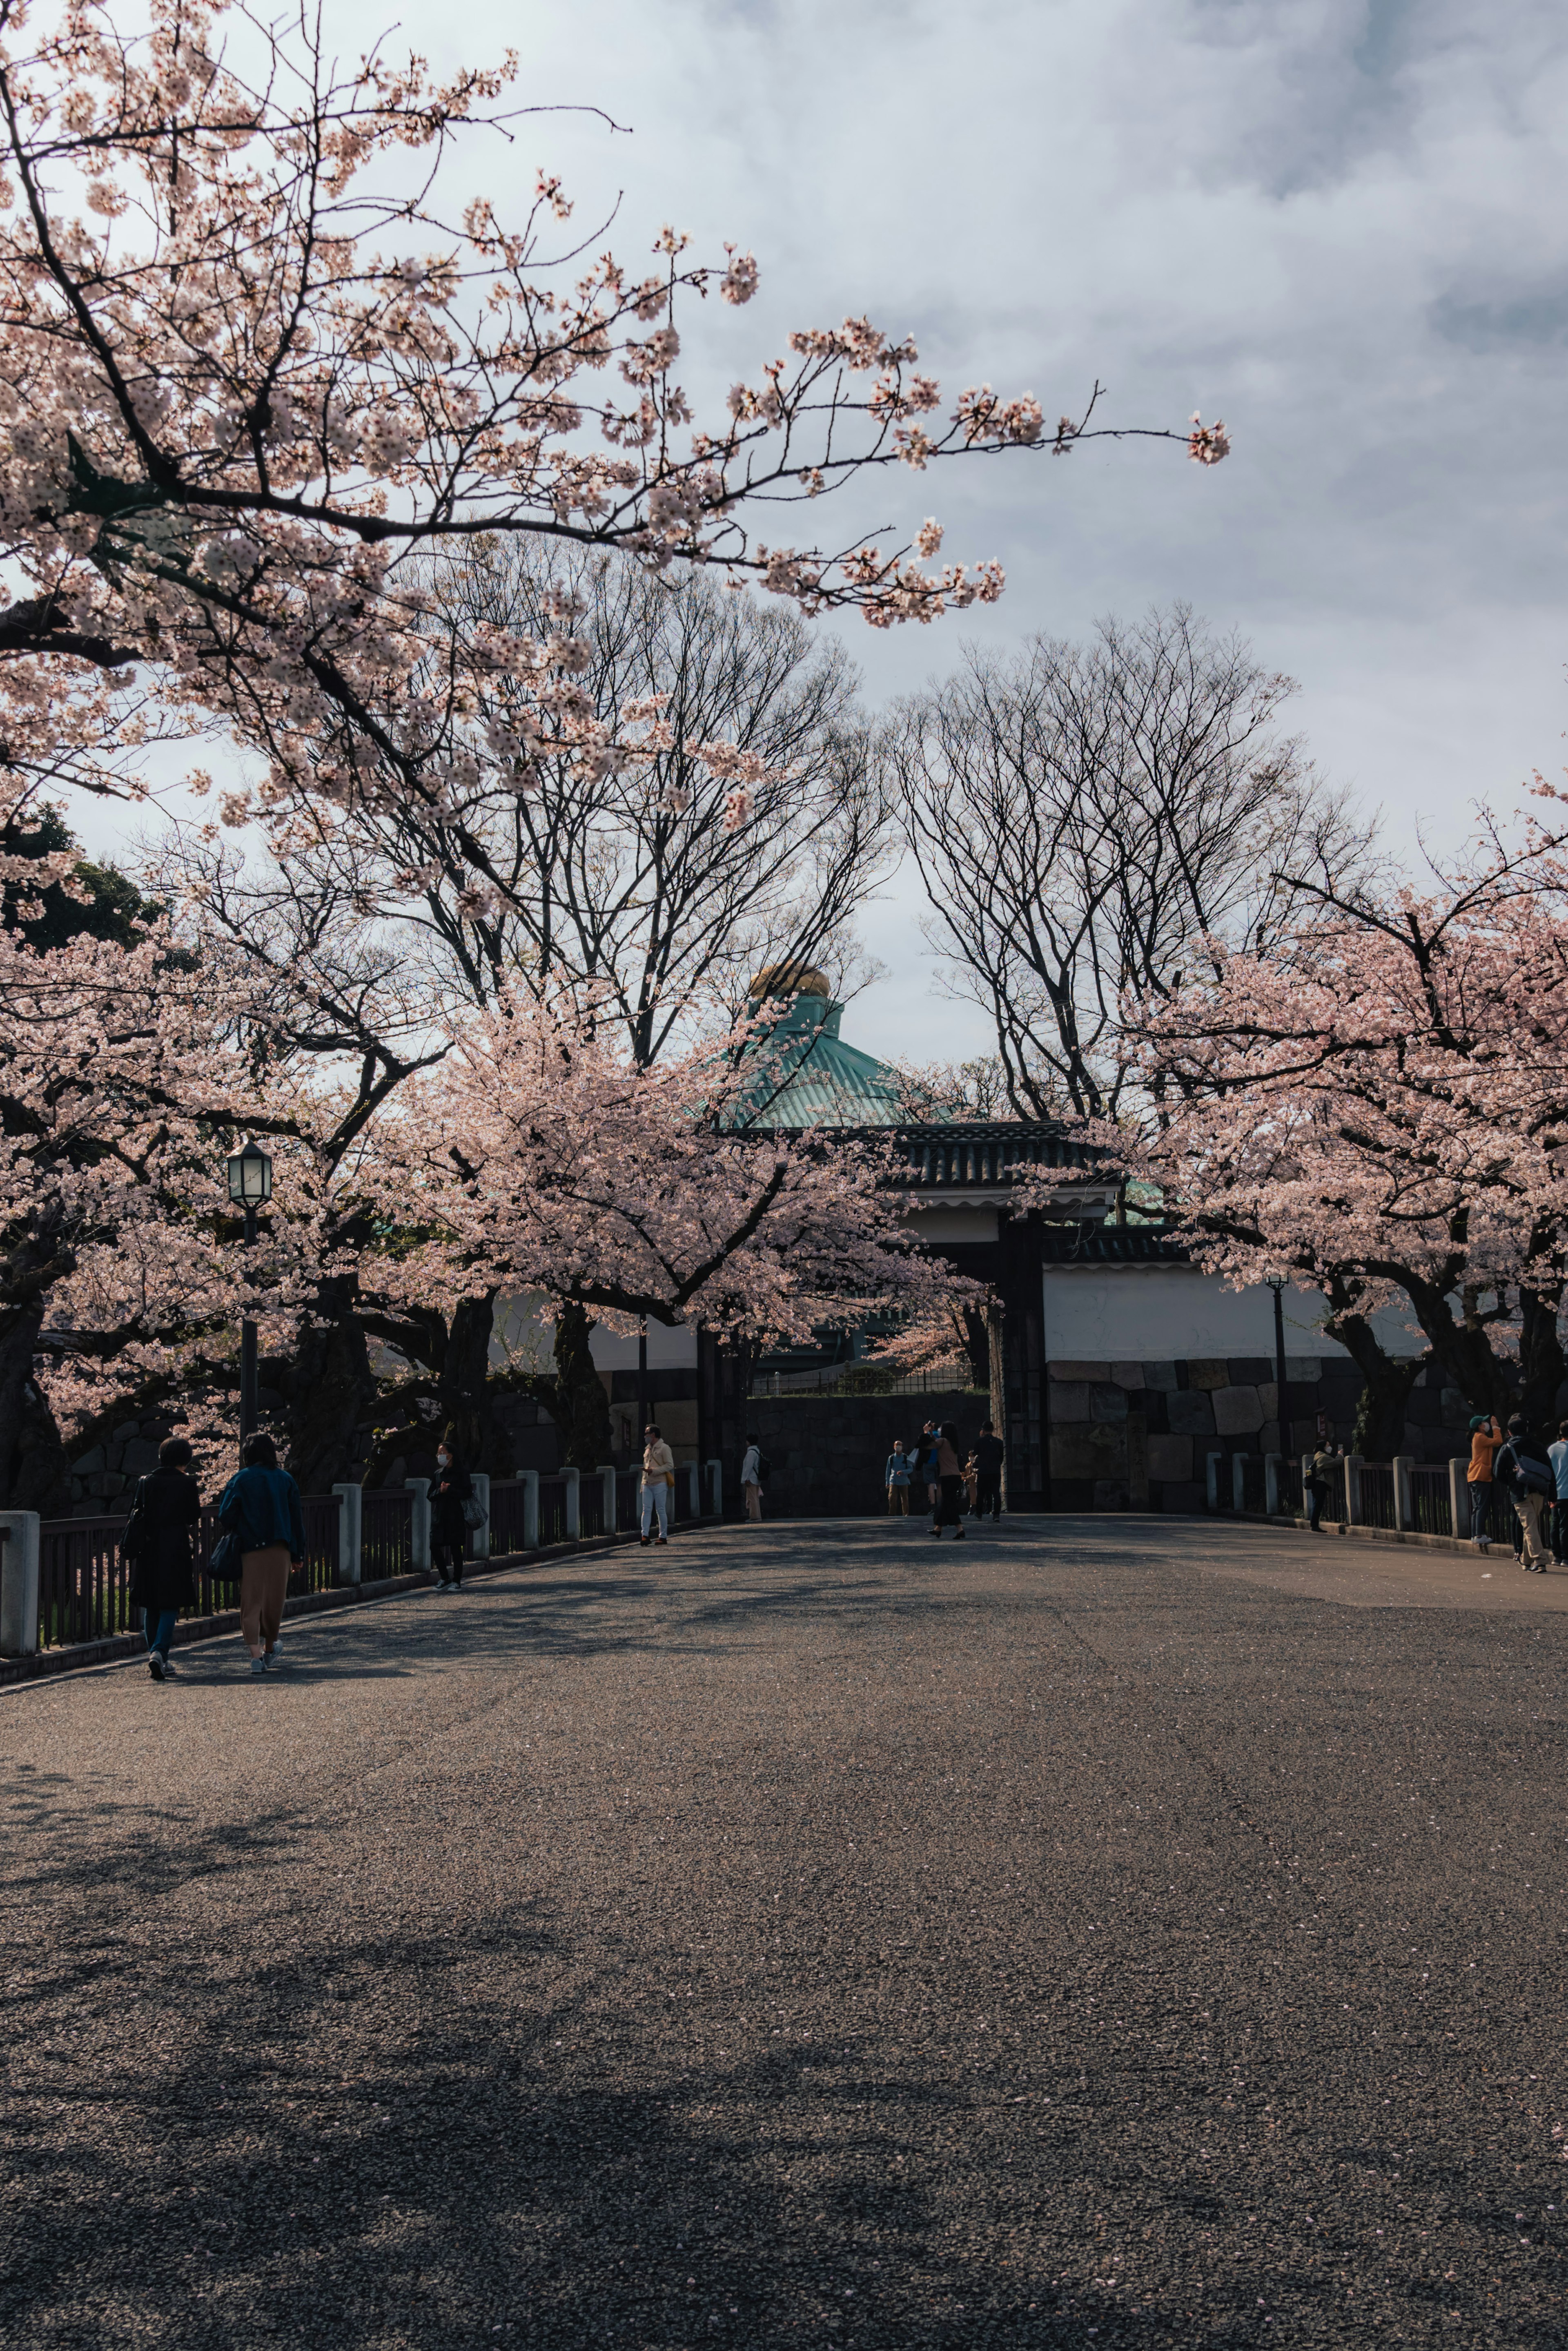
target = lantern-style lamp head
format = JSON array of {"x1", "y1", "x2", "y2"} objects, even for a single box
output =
[{"x1": 226, "y1": 1139, "x2": 273, "y2": 1208}]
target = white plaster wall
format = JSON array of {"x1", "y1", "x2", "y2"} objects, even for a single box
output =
[
  {"x1": 490, "y1": 1292, "x2": 698, "y2": 1372},
  {"x1": 1040, "y1": 1265, "x2": 1427, "y2": 1362}
]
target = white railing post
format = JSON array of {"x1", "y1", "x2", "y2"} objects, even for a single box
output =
[
  {"x1": 469, "y1": 1471, "x2": 490, "y2": 1561},
  {"x1": 1232, "y1": 1453, "x2": 1248, "y2": 1512},
  {"x1": 1393, "y1": 1454, "x2": 1414, "y2": 1530},
  {"x1": 563, "y1": 1465, "x2": 580, "y2": 1539},
  {"x1": 1205, "y1": 1451, "x2": 1223, "y2": 1510},
  {"x1": 522, "y1": 1469, "x2": 539, "y2": 1550},
  {"x1": 705, "y1": 1459, "x2": 722, "y2": 1519},
  {"x1": 1345, "y1": 1455, "x2": 1364, "y2": 1525},
  {"x1": 0, "y1": 1512, "x2": 41, "y2": 1656},
  {"x1": 1264, "y1": 1453, "x2": 1283, "y2": 1517},
  {"x1": 1449, "y1": 1457, "x2": 1470, "y2": 1542},
  {"x1": 408, "y1": 1477, "x2": 431, "y2": 1573},
  {"x1": 332, "y1": 1482, "x2": 361, "y2": 1586},
  {"x1": 597, "y1": 1463, "x2": 617, "y2": 1534}
]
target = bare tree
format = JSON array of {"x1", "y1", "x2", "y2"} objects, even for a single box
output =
[
  {"x1": 265, "y1": 546, "x2": 893, "y2": 1065},
  {"x1": 883, "y1": 606, "x2": 1371, "y2": 1119}
]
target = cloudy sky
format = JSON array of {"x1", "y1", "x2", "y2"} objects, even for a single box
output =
[{"x1": 111, "y1": 0, "x2": 1568, "y2": 1060}]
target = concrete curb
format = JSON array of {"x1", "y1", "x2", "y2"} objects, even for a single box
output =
[
  {"x1": 1223, "y1": 1509, "x2": 1502, "y2": 1559},
  {"x1": 0, "y1": 1524, "x2": 665, "y2": 1691}
]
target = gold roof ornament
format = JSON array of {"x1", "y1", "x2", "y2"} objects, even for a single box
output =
[{"x1": 747, "y1": 963, "x2": 831, "y2": 1000}]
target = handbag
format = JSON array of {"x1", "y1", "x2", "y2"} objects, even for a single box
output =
[
  {"x1": 461, "y1": 1494, "x2": 486, "y2": 1528},
  {"x1": 209, "y1": 1529, "x2": 245, "y2": 1585}
]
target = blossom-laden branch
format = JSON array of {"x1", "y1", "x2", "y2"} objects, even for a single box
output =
[{"x1": 0, "y1": 0, "x2": 1220, "y2": 855}]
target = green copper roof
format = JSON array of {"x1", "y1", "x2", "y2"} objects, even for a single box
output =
[{"x1": 733, "y1": 994, "x2": 906, "y2": 1128}]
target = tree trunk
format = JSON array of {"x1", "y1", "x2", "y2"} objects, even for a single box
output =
[
  {"x1": 1323, "y1": 1306, "x2": 1426, "y2": 1461},
  {"x1": 1519, "y1": 1284, "x2": 1567, "y2": 1430},
  {"x1": 271, "y1": 1274, "x2": 379, "y2": 1491},
  {"x1": 554, "y1": 1300, "x2": 614, "y2": 1468},
  {"x1": 1399, "y1": 1275, "x2": 1516, "y2": 1419},
  {"x1": 0, "y1": 1303, "x2": 68, "y2": 1511}
]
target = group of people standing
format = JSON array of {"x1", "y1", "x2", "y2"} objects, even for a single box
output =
[
  {"x1": 884, "y1": 1421, "x2": 1004, "y2": 1534},
  {"x1": 1466, "y1": 1412, "x2": 1568, "y2": 1571}
]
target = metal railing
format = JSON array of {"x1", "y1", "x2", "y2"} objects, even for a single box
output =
[
  {"x1": 750, "y1": 1358, "x2": 978, "y2": 1398},
  {"x1": 1359, "y1": 1462, "x2": 1398, "y2": 1531},
  {"x1": 360, "y1": 1488, "x2": 413, "y2": 1581},
  {"x1": 1408, "y1": 1465, "x2": 1453, "y2": 1536},
  {"x1": 35, "y1": 1494, "x2": 347, "y2": 1653}
]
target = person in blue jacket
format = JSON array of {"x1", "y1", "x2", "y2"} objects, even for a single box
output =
[{"x1": 217, "y1": 1432, "x2": 305, "y2": 1675}]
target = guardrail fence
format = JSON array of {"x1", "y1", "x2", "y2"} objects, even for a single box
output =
[
  {"x1": 1203, "y1": 1447, "x2": 1465, "y2": 1539},
  {"x1": 3, "y1": 1457, "x2": 726, "y2": 1661}
]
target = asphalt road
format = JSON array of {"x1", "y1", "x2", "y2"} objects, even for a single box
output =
[{"x1": 4, "y1": 1515, "x2": 1568, "y2": 2349}]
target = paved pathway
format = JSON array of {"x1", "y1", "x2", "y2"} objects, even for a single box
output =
[{"x1": 4, "y1": 1516, "x2": 1568, "y2": 2348}]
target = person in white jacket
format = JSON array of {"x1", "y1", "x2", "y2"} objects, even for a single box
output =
[
  {"x1": 641, "y1": 1423, "x2": 675, "y2": 1546},
  {"x1": 740, "y1": 1437, "x2": 763, "y2": 1522}
]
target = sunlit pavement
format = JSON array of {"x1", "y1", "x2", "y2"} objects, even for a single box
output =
[{"x1": 4, "y1": 1514, "x2": 1566, "y2": 2348}]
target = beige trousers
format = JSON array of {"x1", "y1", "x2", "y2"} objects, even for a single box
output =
[
  {"x1": 1517, "y1": 1493, "x2": 1551, "y2": 1570},
  {"x1": 744, "y1": 1480, "x2": 763, "y2": 1522},
  {"x1": 241, "y1": 1544, "x2": 291, "y2": 1657}
]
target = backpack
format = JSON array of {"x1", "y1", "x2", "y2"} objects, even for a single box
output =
[{"x1": 756, "y1": 1452, "x2": 771, "y2": 1486}]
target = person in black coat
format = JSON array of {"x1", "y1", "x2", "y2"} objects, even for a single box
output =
[
  {"x1": 127, "y1": 1437, "x2": 201, "y2": 1680},
  {"x1": 432, "y1": 1431, "x2": 472, "y2": 1593}
]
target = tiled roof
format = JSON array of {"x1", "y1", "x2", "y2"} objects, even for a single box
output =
[{"x1": 1038, "y1": 1226, "x2": 1189, "y2": 1265}]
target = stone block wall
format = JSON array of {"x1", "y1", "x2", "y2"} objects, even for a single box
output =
[
  {"x1": 1047, "y1": 1354, "x2": 1484, "y2": 1514},
  {"x1": 739, "y1": 1389, "x2": 990, "y2": 1519}
]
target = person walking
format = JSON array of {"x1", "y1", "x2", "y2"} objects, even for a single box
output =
[
  {"x1": 972, "y1": 1422, "x2": 1004, "y2": 1521},
  {"x1": 1305, "y1": 1442, "x2": 1339, "y2": 1531},
  {"x1": 1492, "y1": 1416, "x2": 1555, "y2": 1573},
  {"x1": 127, "y1": 1436, "x2": 201, "y2": 1681},
  {"x1": 1467, "y1": 1412, "x2": 1503, "y2": 1551},
  {"x1": 217, "y1": 1433, "x2": 305, "y2": 1675},
  {"x1": 931, "y1": 1422, "x2": 966, "y2": 1539},
  {"x1": 1551, "y1": 1421, "x2": 1568, "y2": 1567},
  {"x1": 431, "y1": 1431, "x2": 472, "y2": 1592},
  {"x1": 913, "y1": 1420, "x2": 940, "y2": 1515},
  {"x1": 740, "y1": 1435, "x2": 764, "y2": 1523},
  {"x1": 884, "y1": 1441, "x2": 911, "y2": 1516},
  {"x1": 641, "y1": 1422, "x2": 675, "y2": 1546}
]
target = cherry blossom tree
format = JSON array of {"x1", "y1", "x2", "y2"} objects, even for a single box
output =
[
  {"x1": 1066, "y1": 805, "x2": 1568, "y2": 1444},
  {"x1": 359, "y1": 990, "x2": 975, "y2": 1374},
  {"x1": 0, "y1": 0, "x2": 1219, "y2": 867}
]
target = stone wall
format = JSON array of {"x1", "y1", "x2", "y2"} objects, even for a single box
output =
[
  {"x1": 1047, "y1": 1354, "x2": 1486, "y2": 1514},
  {"x1": 739, "y1": 1390, "x2": 990, "y2": 1519}
]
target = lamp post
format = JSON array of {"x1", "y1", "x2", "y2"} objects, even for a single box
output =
[
  {"x1": 226, "y1": 1140, "x2": 272, "y2": 1449},
  {"x1": 1266, "y1": 1275, "x2": 1289, "y2": 1459}
]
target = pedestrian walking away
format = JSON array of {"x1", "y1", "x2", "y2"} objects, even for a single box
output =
[
  {"x1": 914, "y1": 1420, "x2": 940, "y2": 1515},
  {"x1": 740, "y1": 1435, "x2": 765, "y2": 1523},
  {"x1": 1492, "y1": 1416, "x2": 1555, "y2": 1573},
  {"x1": 124, "y1": 1437, "x2": 201, "y2": 1680},
  {"x1": 1468, "y1": 1412, "x2": 1503, "y2": 1550},
  {"x1": 1548, "y1": 1420, "x2": 1568, "y2": 1566},
  {"x1": 884, "y1": 1439, "x2": 911, "y2": 1516},
  {"x1": 971, "y1": 1422, "x2": 1004, "y2": 1520},
  {"x1": 932, "y1": 1423, "x2": 967, "y2": 1539},
  {"x1": 640, "y1": 1423, "x2": 675, "y2": 1545},
  {"x1": 216, "y1": 1434, "x2": 305, "y2": 1674},
  {"x1": 431, "y1": 1429, "x2": 472, "y2": 1591}
]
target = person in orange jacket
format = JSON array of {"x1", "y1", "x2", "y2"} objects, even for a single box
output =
[{"x1": 1467, "y1": 1412, "x2": 1503, "y2": 1550}]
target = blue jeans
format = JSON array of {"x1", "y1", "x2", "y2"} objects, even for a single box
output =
[
  {"x1": 143, "y1": 1608, "x2": 176, "y2": 1658},
  {"x1": 640, "y1": 1483, "x2": 669, "y2": 1539}
]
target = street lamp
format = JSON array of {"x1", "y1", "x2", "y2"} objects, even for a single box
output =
[
  {"x1": 1266, "y1": 1275, "x2": 1289, "y2": 1465},
  {"x1": 226, "y1": 1142, "x2": 272, "y2": 1447}
]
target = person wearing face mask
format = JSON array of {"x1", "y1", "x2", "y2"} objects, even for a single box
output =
[{"x1": 432, "y1": 1429, "x2": 472, "y2": 1593}]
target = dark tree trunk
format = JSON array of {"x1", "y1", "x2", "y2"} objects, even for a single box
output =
[
  {"x1": 0, "y1": 1304, "x2": 69, "y2": 1511},
  {"x1": 1519, "y1": 1284, "x2": 1567, "y2": 1431},
  {"x1": 270, "y1": 1273, "x2": 380, "y2": 1492},
  {"x1": 554, "y1": 1300, "x2": 614, "y2": 1468},
  {"x1": 1399, "y1": 1275, "x2": 1517, "y2": 1420},
  {"x1": 1323, "y1": 1306, "x2": 1427, "y2": 1462}
]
